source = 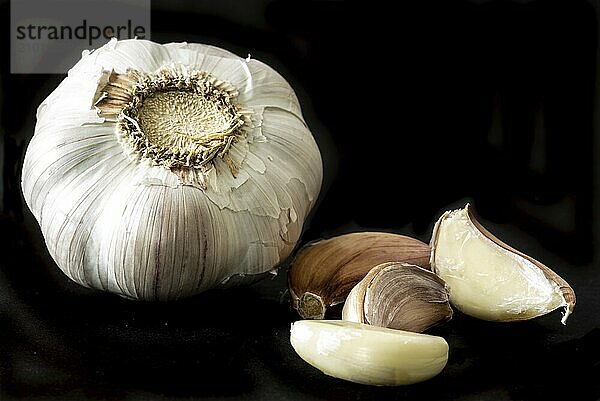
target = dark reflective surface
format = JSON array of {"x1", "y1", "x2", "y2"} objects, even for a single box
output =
[{"x1": 2, "y1": 1, "x2": 600, "y2": 400}]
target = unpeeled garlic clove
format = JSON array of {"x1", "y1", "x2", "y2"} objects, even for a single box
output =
[
  {"x1": 430, "y1": 204, "x2": 576, "y2": 324},
  {"x1": 290, "y1": 320, "x2": 449, "y2": 386},
  {"x1": 288, "y1": 232, "x2": 431, "y2": 319},
  {"x1": 342, "y1": 262, "x2": 452, "y2": 332}
]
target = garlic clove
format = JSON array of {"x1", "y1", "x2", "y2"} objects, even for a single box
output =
[
  {"x1": 290, "y1": 320, "x2": 449, "y2": 386},
  {"x1": 288, "y1": 232, "x2": 432, "y2": 319},
  {"x1": 430, "y1": 204, "x2": 576, "y2": 323},
  {"x1": 342, "y1": 262, "x2": 452, "y2": 332}
]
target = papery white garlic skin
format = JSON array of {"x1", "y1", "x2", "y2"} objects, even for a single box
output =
[
  {"x1": 21, "y1": 39, "x2": 322, "y2": 300},
  {"x1": 290, "y1": 320, "x2": 449, "y2": 386}
]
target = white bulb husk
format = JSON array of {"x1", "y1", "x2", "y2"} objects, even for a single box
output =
[{"x1": 21, "y1": 39, "x2": 323, "y2": 300}]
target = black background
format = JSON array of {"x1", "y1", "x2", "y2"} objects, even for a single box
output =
[{"x1": 2, "y1": 0, "x2": 600, "y2": 400}]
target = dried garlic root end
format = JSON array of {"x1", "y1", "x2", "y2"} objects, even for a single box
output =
[
  {"x1": 289, "y1": 282, "x2": 327, "y2": 320},
  {"x1": 96, "y1": 66, "x2": 249, "y2": 186},
  {"x1": 342, "y1": 262, "x2": 453, "y2": 333},
  {"x1": 430, "y1": 204, "x2": 576, "y2": 324},
  {"x1": 290, "y1": 320, "x2": 449, "y2": 386},
  {"x1": 297, "y1": 292, "x2": 326, "y2": 320}
]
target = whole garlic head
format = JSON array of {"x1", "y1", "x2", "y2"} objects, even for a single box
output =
[{"x1": 22, "y1": 39, "x2": 323, "y2": 300}]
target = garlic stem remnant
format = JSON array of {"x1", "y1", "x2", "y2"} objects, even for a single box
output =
[
  {"x1": 288, "y1": 232, "x2": 431, "y2": 319},
  {"x1": 430, "y1": 204, "x2": 576, "y2": 323},
  {"x1": 290, "y1": 320, "x2": 449, "y2": 386},
  {"x1": 96, "y1": 67, "x2": 249, "y2": 184},
  {"x1": 342, "y1": 262, "x2": 452, "y2": 332},
  {"x1": 22, "y1": 39, "x2": 322, "y2": 300}
]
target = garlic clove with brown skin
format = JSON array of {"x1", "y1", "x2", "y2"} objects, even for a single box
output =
[
  {"x1": 430, "y1": 204, "x2": 576, "y2": 324},
  {"x1": 342, "y1": 262, "x2": 452, "y2": 333},
  {"x1": 287, "y1": 232, "x2": 432, "y2": 319}
]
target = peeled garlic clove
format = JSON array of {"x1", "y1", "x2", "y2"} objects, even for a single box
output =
[
  {"x1": 288, "y1": 232, "x2": 431, "y2": 319},
  {"x1": 430, "y1": 204, "x2": 576, "y2": 323},
  {"x1": 342, "y1": 262, "x2": 452, "y2": 332},
  {"x1": 290, "y1": 320, "x2": 449, "y2": 386}
]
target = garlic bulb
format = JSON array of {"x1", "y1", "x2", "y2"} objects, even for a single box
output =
[{"x1": 21, "y1": 39, "x2": 323, "y2": 300}]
